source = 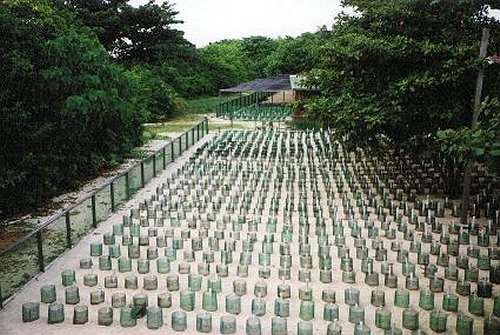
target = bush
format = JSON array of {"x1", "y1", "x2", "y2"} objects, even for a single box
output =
[{"x1": 0, "y1": 2, "x2": 146, "y2": 215}]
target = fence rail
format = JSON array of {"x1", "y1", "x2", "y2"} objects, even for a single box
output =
[{"x1": 0, "y1": 119, "x2": 209, "y2": 308}]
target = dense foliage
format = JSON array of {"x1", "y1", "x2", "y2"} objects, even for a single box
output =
[
  {"x1": 190, "y1": 32, "x2": 331, "y2": 96},
  {"x1": 306, "y1": 0, "x2": 500, "y2": 148},
  {"x1": 0, "y1": 0, "x2": 147, "y2": 214},
  {"x1": 11, "y1": 0, "x2": 497, "y2": 215},
  {"x1": 0, "y1": 0, "x2": 322, "y2": 216}
]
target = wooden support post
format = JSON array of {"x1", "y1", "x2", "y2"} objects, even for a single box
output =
[
  {"x1": 162, "y1": 147, "x2": 166, "y2": 169},
  {"x1": 152, "y1": 154, "x2": 157, "y2": 178},
  {"x1": 461, "y1": 27, "x2": 490, "y2": 225},
  {"x1": 171, "y1": 141, "x2": 174, "y2": 161}
]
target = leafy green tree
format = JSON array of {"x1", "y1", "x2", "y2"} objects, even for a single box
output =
[
  {"x1": 63, "y1": 0, "x2": 189, "y2": 63},
  {"x1": 129, "y1": 65, "x2": 188, "y2": 121},
  {"x1": 306, "y1": 0, "x2": 500, "y2": 144},
  {"x1": 200, "y1": 40, "x2": 254, "y2": 90},
  {"x1": 265, "y1": 29, "x2": 331, "y2": 76},
  {"x1": 239, "y1": 36, "x2": 278, "y2": 77},
  {"x1": 438, "y1": 98, "x2": 500, "y2": 174},
  {"x1": 0, "y1": 0, "x2": 145, "y2": 215},
  {"x1": 62, "y1": 0, "x2": 198, "y2": 111}
]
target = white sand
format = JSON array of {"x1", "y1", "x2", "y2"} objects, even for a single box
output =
[{"x1": 0, "y1": 129, "x2": 497, "y2": 335}]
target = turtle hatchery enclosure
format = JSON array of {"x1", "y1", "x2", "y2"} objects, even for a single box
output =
[{"x1": 1, "y1": 129, "x2": 500, "y2": 335}]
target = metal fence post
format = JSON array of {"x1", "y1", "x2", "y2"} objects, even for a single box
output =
[
  {"x1": 91, "y1": 194, "x2": 97, "y2": 228},
  {"x1": 153, "y1": 155, "x2": 157, "y2": 178},
  {"x1": 125, "y1": 172, "x2": 130, "y2": 200},
  {"x1": 185, "y1": 132, "x2": 189, "y2": 150},
  {"x1": 162, "y1": 147, "x2": 166, "y2": 169},
  {"x1": 140, "y1": 162, "x2": 145, "y2": 188},
  {"x1": 178, "y1": 137, "x2": 182, "y2": 154},
  {"x1": 0, "y1": 282, "x2": 3, "y2": 309},
  {"x1": 36, "y1": 231, "x2": 45, "y2": 272},
  {"x1": 110, "y1": 182, "x2": 115, "y2": 212},
  {"x1": 65, "y1": 212, "x2": 72, "y2": 249},
  {"x1": 171, "y1": 141, "x2": 174, "y2": 161},
  {"x1": 197, "y1": 123, "x2": 200, "y2": 140},
  {"x1": 192, "y1": 127, "x2": 195, "y2": 145}
]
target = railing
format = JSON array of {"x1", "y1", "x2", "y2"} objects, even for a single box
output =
[
  {"x1": 0, "y1": 119, "x2": 209, "y2": 308},
  {"x1": 219, "y1": 105, "x2": 294, "y2": 122},
  {"x1": 216, "y1": 91, "x2": 273, "y2": 117}
]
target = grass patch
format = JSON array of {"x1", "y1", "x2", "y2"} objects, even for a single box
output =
[
  {"x1": 144, "y1": 114, "x2": 207, "y2": 139},
  {"x1": 186, "y1": 96, "x2": 220, "y2": 114}
]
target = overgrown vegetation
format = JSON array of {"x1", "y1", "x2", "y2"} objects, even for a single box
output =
[
  {"x1": 4, "y1": 0, "x2": 498, "y2": 217},
  {"x1": 0, "y1": 1, "x2": 145, "y2": 215},
  {"x1": 304, "y1": 0, "x2": 500, "y2": 174},
  {"x1": 186, "y1": 97, "x2": 221, "y2": 115}
]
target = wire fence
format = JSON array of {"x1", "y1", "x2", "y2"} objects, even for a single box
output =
[
  {"x1": 0, "y1": 119, "x2": 209, "y2": 308},
  {"x1": 218, "y1": 105, "x2": 294, "y2": 122},
  {"x1": 216, "y1": 91, "x2": 273, "y2": 117}
]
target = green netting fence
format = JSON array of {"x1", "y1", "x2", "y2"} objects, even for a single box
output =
[
  {"x1": 219, "y1": 105, "x2": 294, "y2": 122},
  {"x1": 216, "y1": 92, "x2": 273, "y2": 117}
]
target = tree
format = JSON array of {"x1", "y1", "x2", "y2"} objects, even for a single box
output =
[
  {"x1": 306, "y1": 0, "x2": 500, "y2": 145},
  {"x1": 200, "y1": 40, "x2": 254, "y2": 90},
  {"x1": 63, "y1": 0, "x2": 190, "y2": 63},
  {"x1": 239, "y1": 36, "x2": 277, "y2": 77},
  {"x1": 62, "y1": 0, "x2": 200, "y2": 109},
  {"x1": 0, "y1": 0, "x2": 145, "y2": 215},
  {"x1": 129, "y1": 65, "x2": 188, "y2": 121},
  {"x1": 265, "y1": 29, "x2": 332, "y2": 76}
]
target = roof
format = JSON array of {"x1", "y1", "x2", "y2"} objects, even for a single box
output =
[{"x1": 220, "y1": 74, "x2": 292, "y2": 93}]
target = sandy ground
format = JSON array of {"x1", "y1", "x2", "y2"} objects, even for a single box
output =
[
  {"x1": 0, "y1": 133, "x2": 215, "y2": 335},
  {"x1": 1, "y1": 117, "x2": 230, "y2": 250},
  {"x1": 0, "y1": 129, "x2": 498, "y2": 335}
]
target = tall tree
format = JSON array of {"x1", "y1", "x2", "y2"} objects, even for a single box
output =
[
  {"x1": 306, "y1": 0, "x2": 500, "y2": 144},
  {"x1": 200, "y1": 40, "x2": 254, "y2": 90},
  {"x1": 63, "y1": 0, "x2": 190, "y2": 63},
  {"x1": 239, "y1": 36, "x2": 277, "y2": 77},
  {"x1": 0, "y1": 0, "x2": 145, "y2": 215}
]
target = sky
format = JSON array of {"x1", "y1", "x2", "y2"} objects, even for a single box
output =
[
  {"x1": 129, "y1": 1, "x2": 500, "y2": 47},
  {"x1": 130, "y1": 0, "x2": 345, "y2": 47}
]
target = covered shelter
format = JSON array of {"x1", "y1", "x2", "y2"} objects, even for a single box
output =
[{"x1": 216, "y1": 74, "x2": 294, "y2": 118}]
